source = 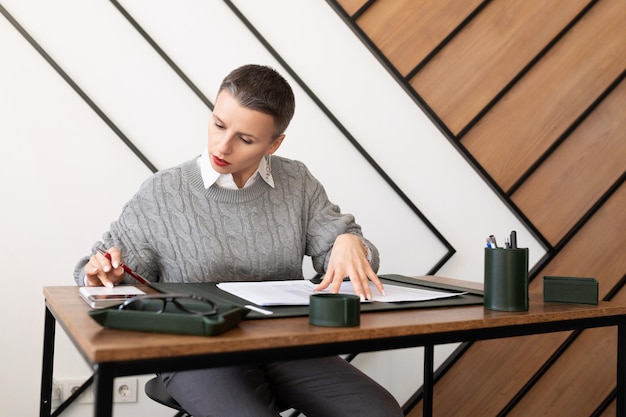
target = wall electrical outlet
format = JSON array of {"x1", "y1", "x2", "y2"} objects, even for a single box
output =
[
  {"x1": 113, "y1": 377, "x2": 138, "y2": 403},
  {"x1": 54, "y1": 377, "x2": 138, "y2": 405},
  {"x1": 51, "y1": 379, "x2": 63, "y2": 409},
  {"x1": 64, "y1": 379, "x2": 94, "y2": 404}
]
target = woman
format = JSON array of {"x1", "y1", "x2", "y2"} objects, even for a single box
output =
[{"x1": 75, "y1": 64, "x2": 402, "y2": 417}]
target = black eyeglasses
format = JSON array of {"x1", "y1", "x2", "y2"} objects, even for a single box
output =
[{"x1": 118, "y1": 293, "x2": 219, "y2": 317}]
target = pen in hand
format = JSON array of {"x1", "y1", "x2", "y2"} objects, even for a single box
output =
[{"x1": 96, "y1": 247, "x2": 155, "y2": 289}]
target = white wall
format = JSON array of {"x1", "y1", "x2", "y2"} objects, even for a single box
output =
[{"x1": 0, "y1": 1, "x2": 544, "y2": 415}]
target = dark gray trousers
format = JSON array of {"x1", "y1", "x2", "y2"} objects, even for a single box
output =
[{"x1": 161, "y1": 356, "x2": 403, "y2": 417}]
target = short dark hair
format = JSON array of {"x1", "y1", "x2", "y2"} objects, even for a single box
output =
[{"x1": 218, "y1": 65, "x2": 295, "y2": 138}]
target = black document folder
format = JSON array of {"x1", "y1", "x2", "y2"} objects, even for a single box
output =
[{"x1": 152, "y1": 274, "x2": 483, "y2": 319}]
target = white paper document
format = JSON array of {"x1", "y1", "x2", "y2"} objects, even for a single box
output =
[{"x1": 216, "y1": 280, "x2": 465, "y2": 306}]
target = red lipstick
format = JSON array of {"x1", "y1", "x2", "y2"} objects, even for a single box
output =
[{"x1": 212, "y1": 155, "x2": 230, "y2": 167}]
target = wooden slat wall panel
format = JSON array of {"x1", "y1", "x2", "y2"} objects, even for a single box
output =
[
  {"x1": 512, "y1": 80, "x2": 626, "y2": 245},
  {"x1": 336, "y1": 0, "x2": 368, "y2": 16},
  {"x1": 410, "y1": 0, "x2": 589, "y2": 134},
  {"x1": 536, "y1": 183, "x2": 626, "y2": 284},
  {"x1": 333, "y1": 0, "x2": 626, "y2": 414},
  {"x1": 508, "y1": 325, "x2": 618, "y2": 416},
  {"x1": 511, "y1": 271, "x2": 626, "y2": 415},
  {"x1": 408, "y1": 183, "x2": 626, "y2": 416},
  {"x1": 407, "y1": 333, "x2": 572, "y2": 417},
  {"x1": 356, "y1": 0, "x2": 482, "y2": 75},
  {"x1": 461, "y1": 0, "x2": 626, "y2": 192}
]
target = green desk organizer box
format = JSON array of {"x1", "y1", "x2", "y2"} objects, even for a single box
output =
[{"x1": 543, "y1": 276, "x2": 598, "y2": 305}]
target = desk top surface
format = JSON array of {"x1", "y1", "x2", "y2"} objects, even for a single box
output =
[{"x1": 44, "y1": 276, "x2": 626, "y2": 364}]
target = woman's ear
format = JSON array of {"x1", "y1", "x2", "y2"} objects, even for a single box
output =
[{"x1": 268, "y1": 134, "x2": 285, "y2": 155}]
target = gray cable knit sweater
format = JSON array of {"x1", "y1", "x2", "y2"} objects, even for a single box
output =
[{"x1": 74, "y1": 155, "x2": 379, "y2": 285}]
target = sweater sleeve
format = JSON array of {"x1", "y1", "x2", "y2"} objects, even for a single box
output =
[
  {"x1": 301, "y1": 165, "x2": 380, "y2": 274},
  {"x1": 72, "y1": 175, "x2": 163, "y2": 286}
]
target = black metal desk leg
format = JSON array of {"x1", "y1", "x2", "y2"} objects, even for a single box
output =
[
  {"x1": 618, "y1": 323, "x2": 626, "y2": 416},
  {"x1": 423, "y1": 344, "x2": 434, "y2": 417},
  {"x1": 93, "y1": 364, "x2": 115, "y2": 417},
  {"x1": 40, "y1": 306, "x2": 56, "y2": 417}
]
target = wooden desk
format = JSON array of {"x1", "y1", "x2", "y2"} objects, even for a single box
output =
[{"x1": 40, "y1": 283, "x2": 626, "y2": 417}]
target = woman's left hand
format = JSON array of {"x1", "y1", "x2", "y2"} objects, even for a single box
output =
[{"x1": 314, "y1": 234, "x2": 384, "y2": 300}]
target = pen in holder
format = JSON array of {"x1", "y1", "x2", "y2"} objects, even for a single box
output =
[{"x1": 484, "y1": 248, "x2": 529, "y2": 311}]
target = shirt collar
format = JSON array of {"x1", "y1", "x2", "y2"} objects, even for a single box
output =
[{"x1": 197, "y1": 148, "x2": 275, "y2": 190}]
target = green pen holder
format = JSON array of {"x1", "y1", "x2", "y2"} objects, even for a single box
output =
[{"x1": 484, "y1": 248, "x2": 529, "y2": 311}]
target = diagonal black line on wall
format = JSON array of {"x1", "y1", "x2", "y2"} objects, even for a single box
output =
[
  {"x1": 0, "y1": 3, "x2": 159, "y2": 174},
  {"x1": 109, "y1": 0, "x2": 214, "y2": 111},
  {"x1": 454, "y1": 0, "x2": 599, "y2": 141},
  {"x1": 405, "y1": 0, "x2": 492, "y2": 81},
  {"x1": 508, "y1": 69, "x2": 625, "y2": 196},
  {"x1": 352, "y1": 0, "x2": 377, "y2": 20}
]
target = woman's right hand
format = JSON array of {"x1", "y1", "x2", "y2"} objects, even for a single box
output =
[{"x1": 85, "y1": 247, "x2": 125, "y2": 288}]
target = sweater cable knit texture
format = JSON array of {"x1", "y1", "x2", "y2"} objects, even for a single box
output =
[{"x1": 74, "y1": 155, "x2": 379, "y2": 285}]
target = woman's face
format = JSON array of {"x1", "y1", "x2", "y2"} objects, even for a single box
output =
[{"x1": 208, "y1": 90, "x2": 284, "y2": 188}]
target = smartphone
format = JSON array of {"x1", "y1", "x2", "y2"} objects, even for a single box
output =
[
  {"x1": 79, "y1": 286, "x2": 145, "y2": 309},
  {"x1": 88, "y1": 294, "x2": 136, "y2": 301}
]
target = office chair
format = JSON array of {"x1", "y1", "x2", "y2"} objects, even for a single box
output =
[
  {"x1": 145, "y1": 377, "x2": 190, "y2": 417},
  {"x1": 144, "y1": 377, "x2": 302, "y2": 417}
]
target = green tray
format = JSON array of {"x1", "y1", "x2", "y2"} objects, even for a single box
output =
[{"x1": 88, "y1": 302, "x2": 249, "y2": 336}]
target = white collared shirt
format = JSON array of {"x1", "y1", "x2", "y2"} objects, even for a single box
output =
[{"x1": 197, "y1": 148, "x2": 275, "y2": 189}]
